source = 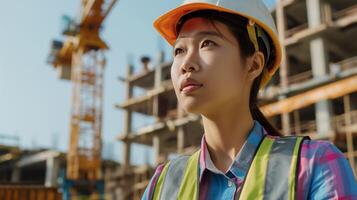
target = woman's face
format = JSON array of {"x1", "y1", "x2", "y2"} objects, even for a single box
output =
[{"x1": 171, "y1": 17, "x2": 252, "y2": 116}]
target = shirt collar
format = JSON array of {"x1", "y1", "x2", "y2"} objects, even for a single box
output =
[{"x1": 199, "y1": 120, "x2": 267, "y2": 182}]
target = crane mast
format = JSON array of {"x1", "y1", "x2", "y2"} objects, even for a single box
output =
[{"x1": 47, "y1": 0, "x2": 117, "y2": 199}]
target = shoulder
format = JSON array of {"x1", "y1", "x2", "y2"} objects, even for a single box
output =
[
  {"x1": 141, "y1": 162, "x2": 167, "y2": 200},
  {"x1": 141, "y1": 155, "x2": 190, "y2": 200},
  {"x1": 297, "y1": 139, "x2": 357, "y2": 199},
  {"x1": 301, "y1": 138, "x2": 339, "y2": 155},
  {"x1": 299, "y1": 139, "x2": 352, "y2": 172}
]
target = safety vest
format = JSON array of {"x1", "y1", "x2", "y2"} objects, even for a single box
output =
[{"x1": 151, "y1": 135, "x2": 310, "y2": 200}]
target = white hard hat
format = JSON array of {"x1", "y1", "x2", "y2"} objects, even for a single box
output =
[{"x1": 153, "y1": 0, "x2": 282, "y2": 89}]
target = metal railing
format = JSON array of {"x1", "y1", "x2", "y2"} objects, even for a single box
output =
[
  {"x1": 279, "y1": 109, "x2": 357, "y2": 137},
  {"x1": 331, "y1": 110, "x2": 357, "y2": 132},
  {"x1": 287, "y1": 70, "x2": 313, "y2": 86},
  {"x1": 0, "y1": 185, "x2": 62, "y2": 200}
]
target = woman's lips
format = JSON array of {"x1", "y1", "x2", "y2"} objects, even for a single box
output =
[{"x1": 181, "y1": 84, "x2": 202, "y2": 94}]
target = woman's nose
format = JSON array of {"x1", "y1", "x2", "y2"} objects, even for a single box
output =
[
  {"x1": 181, "y1": 65, "x2": 196, "y2": 74},
  {"x1": 180, "y1": 52, "x2": 199, "y2": 74}
]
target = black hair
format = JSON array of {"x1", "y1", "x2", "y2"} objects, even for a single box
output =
[{"x1": 176, "y1": 10, "x2": 282, "y2": 136}]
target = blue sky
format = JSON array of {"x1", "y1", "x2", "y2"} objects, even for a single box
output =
[{"x1": 0, "y1": 0, "x2": 276, "y2": 166}]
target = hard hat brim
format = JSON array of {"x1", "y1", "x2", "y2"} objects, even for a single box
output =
[{"x1": 153, "y1": 2, "x2": 282, "y2": 88}]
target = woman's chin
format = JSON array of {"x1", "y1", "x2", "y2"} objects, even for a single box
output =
[{"x1": 181, "y1": 99, "x2": 205, "y2": 114}]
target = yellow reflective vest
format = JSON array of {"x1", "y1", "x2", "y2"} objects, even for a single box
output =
[{"x1": 152, "y1": 135, "x2": 309, "y2": 200}]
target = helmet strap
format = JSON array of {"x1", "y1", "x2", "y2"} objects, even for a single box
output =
[{"x1": 247, "y1": 19, "x2": 259, "y2": 52}]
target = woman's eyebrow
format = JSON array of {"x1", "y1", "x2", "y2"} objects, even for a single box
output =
[{"x1": 174, "y1": 31, "x2": 224, "y2": 47}]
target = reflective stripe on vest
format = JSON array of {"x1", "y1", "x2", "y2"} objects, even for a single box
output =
[{"x1": 152, "y1": 136, "x2": 309, "y2": 200}]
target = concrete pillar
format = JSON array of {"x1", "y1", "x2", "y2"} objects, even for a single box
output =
[
  {"x1": 157, "y1": 51, "x2": 165, "y2": 64},
  {"x1": 153, "y1": 59, "x2": 162, "y2": 120},
  {"x1": 276, "y1": 0, "x2": 290, "y2": 135},
  {"x1": 11, "y1": 166, "x2": 20, "y2": 183},
  {"x1": 307, "y1": 0, "x2": 333, "y2": 135},
  {"x1": 153, "y1": 136, "x2": 166, "y2": 165},
  {"x1": 123, "y1": 64, "x2": 133, "y2": 169},
  {"x1": 45, "y1": 157, "x2": 60, "y2": 187},
  {"x1": 344, "y1": 95, "x2": 356, "y2": 175}
]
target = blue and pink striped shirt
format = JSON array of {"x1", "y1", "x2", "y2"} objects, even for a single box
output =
[{"x1": 142, "y1": 120, "x2": 357, "y2": 199}]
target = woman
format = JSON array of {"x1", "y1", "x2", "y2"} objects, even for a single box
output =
[{"x1": 142, "y1": 0, "x2": 357, "y2": 199}]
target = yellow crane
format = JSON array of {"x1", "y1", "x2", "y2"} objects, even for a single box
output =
[{"x1": 47, "y1": 0, "x2": 117, "y2": 199}]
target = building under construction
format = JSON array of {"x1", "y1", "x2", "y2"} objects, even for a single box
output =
[
  {"x1": 0, "y1": 138, "x2": 118, "y2": 200},
  {"x1": 108, "y1": 0, "x2": 357, "y2": 199}
]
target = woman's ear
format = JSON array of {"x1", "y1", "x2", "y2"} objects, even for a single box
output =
[{"x1": 246, "y1": 51, "x2": 265, "y2": 82}]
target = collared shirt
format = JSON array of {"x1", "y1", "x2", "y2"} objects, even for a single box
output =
[{"x1": 142, "y1": 120, "x2": 357, "y2": 200}]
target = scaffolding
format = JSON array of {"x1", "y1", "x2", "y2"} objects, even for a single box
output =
[{"x1": 110, "y1": 0, "x2": 357, "y2": 199}]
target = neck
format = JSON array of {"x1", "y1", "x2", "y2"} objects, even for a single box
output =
[{"x1": 201, "y1": 103, "x2": 254, "y2": 173}]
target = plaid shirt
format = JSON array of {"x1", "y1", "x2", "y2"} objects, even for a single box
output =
[{"x1": 142, "y1": 120, "x2": 357, "y2": 199}]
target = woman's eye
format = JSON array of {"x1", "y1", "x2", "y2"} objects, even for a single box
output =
[
  {"x1": 201, "y1": 40, "x2": 216, "y2": 48},
  {"x1": 174, "y1": 48, "x2": 184, "y2": 56}
]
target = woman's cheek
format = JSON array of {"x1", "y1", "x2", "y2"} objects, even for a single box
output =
[
  {"x1": 200, "y1": 50, "x2": 221, "y2": 67},
  {"x1": 170, "y1": 64, "x2": 180, "y2": 93}
]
